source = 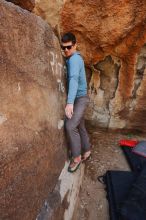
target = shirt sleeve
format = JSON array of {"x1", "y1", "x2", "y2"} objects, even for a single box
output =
[{"x1": 67, "y1": 56, "x2": 80, "y2": 104}]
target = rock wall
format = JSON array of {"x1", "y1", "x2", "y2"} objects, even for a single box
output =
[
  {"x1": 61, "y1": 0, "x2": 146, "y2": 131},
  {"x1": 0, "y1": 1, "x2": 66, "y2": 219}
]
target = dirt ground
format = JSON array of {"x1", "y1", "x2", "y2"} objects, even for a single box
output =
[{"x1": 73, "y1": 124, "x2": 146, "y2": 220}]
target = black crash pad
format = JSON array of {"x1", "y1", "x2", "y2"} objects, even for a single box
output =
[
  {"x1": 120, "y1": 146, "x2": 146, "y2": 171},
  {"x1": 102, "y1": 170, "x2": 137, "y2": 220}
]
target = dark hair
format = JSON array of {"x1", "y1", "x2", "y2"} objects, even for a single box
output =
[{"x1": 61, "y1": 32, "x2": 76, "y2": 44}]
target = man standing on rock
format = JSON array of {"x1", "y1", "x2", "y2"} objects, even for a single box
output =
[{"x1": 61, "y1": 32, "x2": 91, "y2": 173}]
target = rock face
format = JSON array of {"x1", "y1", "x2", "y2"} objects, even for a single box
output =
[
  {"x1": 0, "y1": 1, "x2": 66, "y2": 220},
  {"x1": 5, "y1": 0, "x2": 35, "y2": 11},
  {"x1": 61, "y1": 0, "x2": 146, "y2": 131}
]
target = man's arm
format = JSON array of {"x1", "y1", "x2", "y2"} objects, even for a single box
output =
[
  {"x1": 67, "y1": 56, "x2": 80, "y2": 104},
  {"x1": 65, "y1": 56, "x2": 80, "y2": 119}
]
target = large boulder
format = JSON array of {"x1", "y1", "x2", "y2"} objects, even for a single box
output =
[{"x1": 0, "y1": 1, "x2": 66, "y2": 219}]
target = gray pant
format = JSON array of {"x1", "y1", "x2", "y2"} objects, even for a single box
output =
[{"x1": 65, "y1": 95, "x2": 90, "y2": 158}]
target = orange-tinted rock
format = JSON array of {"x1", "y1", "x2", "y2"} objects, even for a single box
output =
[
  {"x1": 0, "y1": 1, "x2": 66, "y2": 219},
  {"x1": 61, "y1": 0, "x2": 146, "y2": 64},
  {"x1": 33, "y1": 0, "x2": 64, "y2": 28},
  {"x1": 6, "y1": 0, "x2": 35, "y2": 11},
  {"x1": 61, "y1": 0, "x2": 146, "y2": 131}
]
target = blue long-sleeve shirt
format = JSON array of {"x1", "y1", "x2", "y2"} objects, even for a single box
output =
[{"x1": 66, "y1": 52, "x2": 87, "y2": 104}]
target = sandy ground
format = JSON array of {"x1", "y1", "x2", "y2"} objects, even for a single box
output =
[{"x1": 73, "y1": 124, "x2": 146, "y2": 220}]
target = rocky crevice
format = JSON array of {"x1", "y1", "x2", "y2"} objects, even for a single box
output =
[
  {"x1": 88, "y1": 56, "x2": 121, "y2": 127},
  {"x1": 124, "y1": 44, "x2": 146, "y2": 117},
  {"x1": 125, "y1": 44, "x2": 146, "y2": 132},
  {"x1": 133, "y1": 44, "x2": 146, "y2": 98}
]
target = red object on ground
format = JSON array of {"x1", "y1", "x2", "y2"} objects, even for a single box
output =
[{"x1": 119, "y1": 140, "x2": 139, "y2": 147}]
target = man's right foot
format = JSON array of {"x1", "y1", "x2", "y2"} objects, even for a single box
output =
[{"x1": 82, "y1": 150, "x2": 91, "y2": 162}]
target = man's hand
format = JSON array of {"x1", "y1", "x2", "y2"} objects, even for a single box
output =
[{"x1": 65, "y1": 104, "x2": 74, "y2": 119}]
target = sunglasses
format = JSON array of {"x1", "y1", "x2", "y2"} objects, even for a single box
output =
[{"x1": 61, "y1": 45, "x2": 73, "y2": 50}]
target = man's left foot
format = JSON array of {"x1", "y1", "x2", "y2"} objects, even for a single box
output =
[{"x1": 68, "y1": 157, "x2": 81, "y2": 173}]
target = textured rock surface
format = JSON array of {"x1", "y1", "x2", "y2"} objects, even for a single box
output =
[
  {"x1": 6, "y1": 0, "x2": 35, "y2": 11},
  {"x1": 61, "y1": 0, "x2": 146, "y2": 64},
  {"x1": 0, "y1": 1, "x2": 66, "y2": 220},
  {"x1": 37, "y1": 162, "x2": 85, "y2": 220},
  {"x1": 61, "y1": 0, "x2": 146, "y2": 131},
  {"x1": 33, "y1": 0, "x2": 64, "y2": 29}
]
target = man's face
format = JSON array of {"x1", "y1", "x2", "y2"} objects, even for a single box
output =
[{"x1": 61, "y1": 41, "x2": 77, "y2": 57}]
